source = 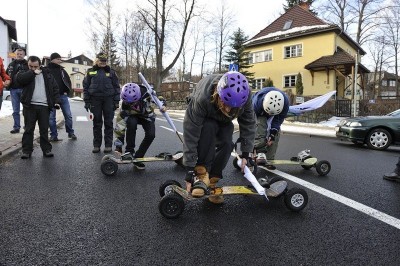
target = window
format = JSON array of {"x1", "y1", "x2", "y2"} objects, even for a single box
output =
[
  {"x1": 284, "y1": 44, "x2": 302, "y2": 58},
  {"x1": 382, "y1": 80, "x2": 387, "y2": 86},
  {"x1": 389, "y1": 80, "x2": 396, "y2": 87},
  {"x1": 253, "y1": 78, "x2": 266, "y2": 90},
  {"x1": 284, "y1": 75, "x2": 296, "y2": 87},
  {"x1": 75, "y1": 75, "x2": 80, "y2": 80},
  {"x1": 283, "y1": 20, "x2": 292, "y2": 30},
  {"x1": 72, "y1": 67, "x2": 79, "y2": 72},
  {"x1": 74, "y1": 60, "x2": 79, "y2": 64},
  {"x1": 76, "y1": 83, "x2": 80, "y2": 88},
  {"x1": 248, "y1": 49, "x2": 272, "y2": 64},
  {"x1": 83, "y1": 61, "x2": 87, "y2": 65}
]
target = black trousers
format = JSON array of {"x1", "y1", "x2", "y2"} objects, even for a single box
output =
[
  {"x1": 91, "y1": 96, "x2": 114, "y2": 148},
  {"x1": 197, "y1": 118, "x2": 234, "y2": 179},
  {"x1": 22, "y1": 105, "x2": 52, "y2": 153},
  {"x1": 125, "y1": 116, "x2": 155, "y2": 158}
]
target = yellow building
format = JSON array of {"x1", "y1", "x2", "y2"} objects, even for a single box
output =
[{"x1": 244, "y1": 4, "x2": 369, "y2": 100}]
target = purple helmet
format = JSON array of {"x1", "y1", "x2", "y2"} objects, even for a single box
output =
[
  {"x1": 217, "y1": 71, "x2": 249, "y2": 108},
  {"x1": 121, "y1": 83, "x2": 141, "y2": 103}
]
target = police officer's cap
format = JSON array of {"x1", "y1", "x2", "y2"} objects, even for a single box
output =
[{"x1": 96, "y1": 52, "x2": 107, "y2": 61}]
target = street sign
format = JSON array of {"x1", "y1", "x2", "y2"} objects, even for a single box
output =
[{"x1": 229, "y1": 64, "x2": 238, "y2": 72}]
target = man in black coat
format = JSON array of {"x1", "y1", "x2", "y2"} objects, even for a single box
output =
[
  {"x1": 16, "y1": 55, "x2": 60, "y2": 159},
  {"x1": 47, "y1": 52, "x2": 77, "y2": 141}
]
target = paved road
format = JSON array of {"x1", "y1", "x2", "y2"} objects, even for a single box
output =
[{"x1": 1, "y1": 101, "x2": 400, "y2": 265}]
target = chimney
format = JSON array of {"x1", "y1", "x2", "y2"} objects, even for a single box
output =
[{"x1": 299, "y1": 1, "x2": 310, "y2": 10}]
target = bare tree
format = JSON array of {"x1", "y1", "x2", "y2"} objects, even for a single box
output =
[
  {"x1": 318, "y1": 0, "x2": 383, "y2": 45},
  {"x1": 380, "y1": 0, "x2": 400, "y2": 96},
  {"x1": 367, "y1": 35, "x2": 391, "y2": 98},
  {"x1": 209, "y1": 1, "x2": 235, "y2": 73},
  {"x1": 137, "y1": 0, "x2": 196, "y2": 91},
  {"x1": 318, "y1": 0, "x2": 355, "y2": 32},
  {"x1": 85, "y1": 0, "x2": 119, "y2": 60}
]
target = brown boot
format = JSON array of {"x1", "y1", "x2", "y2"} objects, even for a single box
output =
[
  {"x1": 208, "y1": 177, "x2": 224, "y2": 204},
  {"x1": 191, "y1": 165, "x2": 210, "y2": 197}
]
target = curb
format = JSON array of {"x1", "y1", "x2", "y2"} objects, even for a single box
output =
[{"x1": 0, "y1": 118, "x2": 65, "y2": 162}]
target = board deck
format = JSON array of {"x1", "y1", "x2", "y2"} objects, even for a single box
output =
[
  {"x1": 267, "y1": 157, "x2": 317, "y2": 166},
  {"x1": 170, "y1": 181, "x2": 287, "y2": 200}
]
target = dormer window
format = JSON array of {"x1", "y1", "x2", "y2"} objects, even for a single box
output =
[{"x1": 283, "y1": 20, "x2": 292, "y2": 30}]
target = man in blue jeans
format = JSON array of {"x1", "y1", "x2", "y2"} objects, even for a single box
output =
[
  {"x1": 6, "y1": 48, "x2": 28, "y2": 134},
  {"x1": 47, "y1": 52, "x2": 77, "y2": 141}
]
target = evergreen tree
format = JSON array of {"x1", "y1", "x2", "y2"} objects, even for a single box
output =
[
  {"x1": 224, "y1": 28, "x2": 254, "y2": 83},
  {"x1": 295, "y1": 72, "x2": 304, "y2": 95},
  {"x1": 263, "y1": 77, "x2": 274, "y2": 87},
  {"x1": 100, "y1": 32, "x2": 121, "y2": 71},
  {"x1": 284, "y1": 0, "x2": 317, "y2": 15}
]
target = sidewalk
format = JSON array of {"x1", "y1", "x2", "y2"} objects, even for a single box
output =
[
  {"x1": 163, "y1": 110, "x2": 337, "y2": 138},
  {"x1": 0, "y1": 111, "x2": 65, "y2": 160}
]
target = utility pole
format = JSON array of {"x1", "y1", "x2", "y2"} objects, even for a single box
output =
[
  {"x1": 353, "y1": 52, "x2": 359, "y2": 117},
  {"x1": 26, "y1": 0, "x2": 29, "y2": 55}
]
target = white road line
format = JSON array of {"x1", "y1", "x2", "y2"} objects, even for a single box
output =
[
  {"x1": 158, "y1": 125, "x2": 400, "y2": 230},
  {"x1": 160, "y1": 126, "x2": 183, "y2": 135},
  {"x1": 156, "y1": 117, "x2": 183, "y2": 122},
  {"x1": 76, "y1": 116, "x2": 89, "y2": 121},
  {"x1": 262, "y1": 167, "x2": 400, "y2": 230}
]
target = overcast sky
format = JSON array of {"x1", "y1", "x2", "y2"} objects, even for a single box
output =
[{"x1": 1, "y1": 0, "x2": 286, "y2": 61}]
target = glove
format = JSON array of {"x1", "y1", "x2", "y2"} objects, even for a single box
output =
[
  {"x1": 268, "y1": 128, "x2": 278, "y2": 142},
  {"x1": 113, "y1": 102, "x2": 119, "y2": 111},
  {"x1": 241, "y1": 152, "x2": 250, "y2": 160},
  {"x1": 120, "y1": 110, "x2": 129, "y2": 119},
  {"x1": 184, "y1": 167, "x2": 195, "y2": 183},
  {"x1": 84, "y1": 102, "x2": 91, "y2": 112}
]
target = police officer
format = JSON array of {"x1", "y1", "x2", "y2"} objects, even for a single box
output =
[{"x1": 83, "y1": 52, "x2": 120, "y2": 153}]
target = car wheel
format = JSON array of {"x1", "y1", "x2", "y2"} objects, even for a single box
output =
[{"x1": 366, "y1": 128, "x2": 392, "y2": 150}]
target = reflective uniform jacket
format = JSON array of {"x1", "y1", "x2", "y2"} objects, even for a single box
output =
[{"x1": 83, "y1": 65, "x2": 120, "y2": 104}]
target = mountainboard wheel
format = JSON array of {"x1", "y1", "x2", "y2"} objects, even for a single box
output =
[
  {"x1": 159, "y1": 193, "x2": 185, "y2": 219},
  {"x1": 315, "y1": 160, "x2": 331, "y2": 176},
  {"x1": 233, "y1": 157, "x2": 257, "y2": 174},
  {"x1": 284, "y1": 188, "x2": 308, "y2": 212},
  {"x1": 159, "y1": 180, "x2": 182, "y2": 197},
  {"x1": 101, "y1": 159, "x2": 118, "y2": 176}
]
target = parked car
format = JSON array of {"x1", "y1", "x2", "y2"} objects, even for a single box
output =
[
  {"x1": 2, "y1": 89, "x2": 10, "y2": 101},
  {"x1": 335, "y1": 109, "x2": 400, "y2": 150}
]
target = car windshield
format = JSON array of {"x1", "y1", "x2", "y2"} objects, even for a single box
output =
[{"x1": 387, "y1": 109, "x2": 400, "y2": 117}]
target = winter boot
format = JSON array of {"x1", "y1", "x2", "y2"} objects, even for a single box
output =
[
  {"x1": 383, "y1": 168, "x2": 400, "y2": 182},
  {"x1": 191, "y1": 165, "x2": 210, "y2": 197},
  {"x1": 208, "y1": 177, "x2": 224, "y2": 204}
]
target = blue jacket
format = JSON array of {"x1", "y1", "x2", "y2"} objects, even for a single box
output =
[{"x1": 252, "y1": 87, "x2": 289, "y2": 133}]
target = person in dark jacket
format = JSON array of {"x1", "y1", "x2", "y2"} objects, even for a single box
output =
[
  {"x1": 6, "y1": 48, "x2": 29, "y2": 134},
  {"x1": 252, "y1": 87, "x2": 289, "y2": 169},
  {"x1": 114, "y1": 83, "x2": 166, "y2": 169},
  {"x1": 0, "y1": 56, "x2": 11, "y2": 111},
  {"x1": 83, "y1": 52, "x2": 120, "y2": 153},
  {"x1": 47, "y1": 52, "x2": 77, "y2": 141},
  {"x1": 16, "y1": 55, "x2": 60, "y2": 159},
  {"x1": 183, "y1": 71, "x2": 256, "y2": 204}
]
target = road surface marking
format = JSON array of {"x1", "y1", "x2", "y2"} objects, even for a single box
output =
[
  {"x1": 76, "y1": 116, "x2": 89, "y2": 121},
  {"x1": 160, "y1": 126, "x2": 183, "y2": 135},
  {"x1": 262, "y1": 167, "x2": 400, "y2": 230}
]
